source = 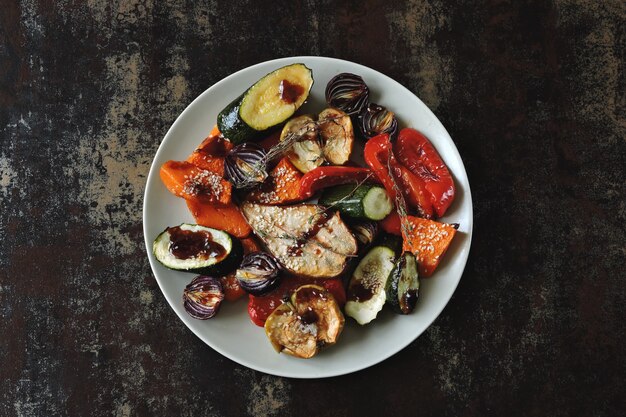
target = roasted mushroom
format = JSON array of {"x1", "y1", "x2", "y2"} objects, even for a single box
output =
[
  {"x1": 318, "y1": 108, "x2": 354, "y2": 165},
  {"x1": 280, "y1": 115, "x2": 324, "y2": 173}
]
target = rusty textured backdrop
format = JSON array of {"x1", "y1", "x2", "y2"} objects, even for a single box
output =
[{"x1": 1, "y1": 1, "x2": 624, "y2": 416}]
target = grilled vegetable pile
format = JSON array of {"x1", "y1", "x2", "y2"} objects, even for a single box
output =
[{"x1": 154, "y1": 64, "x2": 459, "y2": 359}]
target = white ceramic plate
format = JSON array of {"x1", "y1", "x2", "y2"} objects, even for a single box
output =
[{"x1": 143, "y1": 56, "x2": 473, "y2": 378}]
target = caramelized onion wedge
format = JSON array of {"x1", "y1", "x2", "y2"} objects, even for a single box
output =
[
  {"x1": 235, "y1": 251, "x2": 281, "y2": 295},
  {"x1": 318, "y1": 108, "x2": 354, "y2": 165},
  {"x1": 358, "y1": 103, "x2": 398, "y2": 140},
  {"x1": 325, "y1": 73, "x2": 370, "y2": 114},
  {"x1": 224, "y1": 143, "x2": 268, "y2": 189},
  {"x1": 183, "y1": 276, "x2": 225, "y2": 319},
  {"x1": 264, "y1": 285, "x2": 345, "y2": 359},
  {"x1": 350, "y1": 221, "x2": 379, "y2": 249}
]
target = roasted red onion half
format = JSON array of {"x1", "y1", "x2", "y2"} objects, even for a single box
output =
[
  {"x1": 358, "y1": 103, "x2": 398, "y2": 140},
  {"x1": 183, "y1": 275, "x2": 224, "y2": 319},
  {"x1": 325, "y1": 73, "x2": 370, "y2": 115},
  {"x1": 225, "y1": 143, "x2": 268, "y2": 189},
  {"x1": 235, "y1": 252, "x2": 281, "y2": 296},
  {"x1": 350, "y1": 221, "x2": 379, "y2": 248}
]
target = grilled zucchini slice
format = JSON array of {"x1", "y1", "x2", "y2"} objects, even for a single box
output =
[
  {"x1": 153, "y1": 224, "x2": 243, "y2": 276},
  {"x1": 319, "y1": 184, "x2": 393, "y2": 221},
  {"x1": 217, "y1": 63, "x2": 314, "y2": 144},
  {"x1": 345, "y1": 235, "x2": 400, "y2": 325},
  {"x1": 385, "y1": 252, "x2": 420, "y2": 314}
]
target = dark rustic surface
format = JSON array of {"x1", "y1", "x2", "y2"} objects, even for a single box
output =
[{"x1": 1, "y1": 1, "x2": 624, "y2": 416}]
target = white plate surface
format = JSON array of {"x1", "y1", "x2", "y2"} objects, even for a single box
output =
[{"x1": 143, "y1": 56, "x2": 473, "y2": 378}]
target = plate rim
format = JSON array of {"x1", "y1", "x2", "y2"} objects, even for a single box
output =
[{"x1": 143, "y1": 56, "x2": 473, "y2": 378}]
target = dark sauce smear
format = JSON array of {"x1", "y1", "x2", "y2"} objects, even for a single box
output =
[
  {"x1": 196, "y1": 135, "x2": 231, "y2": 157},
  {"x1": 294, "y1": 287, "x2": 323, "y2": 324},
  {"x1": 286, "y1": 245, "x2": 303, "y2": 257},
  {"x1": 279, "y1": 79, "x2": 304, "y2": 104},
  {"x1": 347, "y1": 282, "x2": 374, "y2": 302},
  {"x1": 287, "y1": 211, "x2": 331, "y2": 256},
  {"x1": 401, "y1": 289, "x2": 419, "y2": 314},
  {"x1": 168, "y1": 227, "x2": 227, "y2": 261},
  {"x1": 299, "y1": 308, "x2": 319, "y2": 325}
]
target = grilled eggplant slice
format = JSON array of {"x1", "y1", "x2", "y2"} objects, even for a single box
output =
[
  {"x1": 280, "y1": 115, "x2": 324, "y2": 173},
  {"x1": 265, "y1": 285, "x2": 344, "y2": 358},
  {"x1": 153, "y1": 224, "x2": 243, "y2": 276},
  {"x1": 217, "y1": 63, "x2": 314, "y2": 144},
  {"x1": 345, "y1": 237, "x2": 399, "y2": 325},
  {"x1": 241, "y1": 203, "x2": 358, "y2": 278},
  {"x1": 318, "y1": 108, "x2": 354, "y2": 165}
]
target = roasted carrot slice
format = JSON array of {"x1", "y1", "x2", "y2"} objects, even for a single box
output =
[
  {"x1": 160, "y1": 160, "x2": 231, "y2": 204},
  {"x1": 401, "y1": 216, "x2": 457, "y2": 277},
  {"x1": 246, "y1": 157, "x2": 304, "y2": 204},
  {"x1": 186, "y1": 129, "x2": 233, "y2": 176},
  {"x1": 241, "y1": 236, "x2": 262, "y2": 253},
  {"x1": 186, "y1": 197, "x2": 251, "y2": 238},
  {"x1": 208, "y1": 125, "x2": 221, "y2": 137}
]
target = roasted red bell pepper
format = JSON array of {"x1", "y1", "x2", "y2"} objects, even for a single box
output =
[
  {"x1": 394, "y1": 128, "x2": 455, "y2": 218},
  {"x1": 380, "y1": 211, "x2": 402, "y2": 235},
  {"x1": 299, "y1": 166, "x2": 378, "y2": 199},
  {"x1": 363, "y1": 134, "x2": 434, "y2": 218}
]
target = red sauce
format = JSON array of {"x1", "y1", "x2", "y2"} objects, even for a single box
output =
[
  {"x1": 168, "y1": 226, "x2": 227, "y2": 260},
  {"x1": 279, "y1": 79, "x2": 304, "y2": 104}
]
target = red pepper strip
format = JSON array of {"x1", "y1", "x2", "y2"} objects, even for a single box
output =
[
  {"x1": 299, "y1": 166, "x2": 378, "y2": 199},
  {"x1": 394, "y1": 128, "x2": 455, "y2": 218},
  {"x1": 363, "y1": 134, "x2": 434, "y2": 218},
  {"x1": 397, "y1": 164, "x2": 435, "y2": 219},
  {"x1": 380, "y1": 211, "x2": 402, "y2": 235}
]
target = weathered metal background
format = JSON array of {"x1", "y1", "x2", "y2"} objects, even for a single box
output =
[{"x1": 0, "y1": 1, "x2": 624, "y2": 416}]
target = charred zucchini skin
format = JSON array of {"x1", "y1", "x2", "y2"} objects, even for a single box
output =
[
  {"x1": 204, "y1": 236, "x2": 243, "y2": 276},
  {"x1": 344, "y1": 244, "x2": 397, "y2": 325},
  {"x1": 217, "y1": 94, "x2": 261, "y2": 144},
  {"x1": 153, "y1": 226, "x2": 244, "y2": 276},
  {"x1": 320, "y1": 184, "x2": 371, "y2": 219},
  {"x1": 375, "y1": 233, "x2": 403, "y2": 256},
  {"x1": 385, "y1": 252, "x2": 420, "y2": 314}
]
